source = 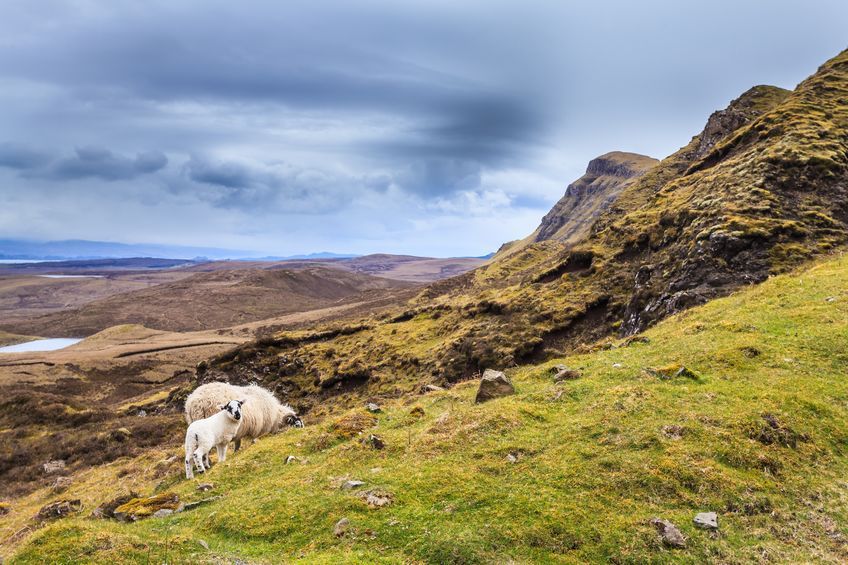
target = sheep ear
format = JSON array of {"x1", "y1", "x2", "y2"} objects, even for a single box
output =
[
  {"x1": 238, "y1": 399, "x2": 246, "y2": 405},
  {"x1": 218, "y1": 404, "x2": 227, "y2": 410}
]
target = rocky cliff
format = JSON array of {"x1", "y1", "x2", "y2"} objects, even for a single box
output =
[{"x1": 531, "y1": 151, "x2": 658, "y2": 244}]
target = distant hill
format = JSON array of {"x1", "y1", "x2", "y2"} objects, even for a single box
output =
[{"x1": 0, "y1": 239, "x2": 247, "y2": 260}]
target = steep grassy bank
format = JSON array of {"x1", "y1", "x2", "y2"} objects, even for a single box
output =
[{"x1": 8, "y1": 252, "x2": 848, "y2": 563}]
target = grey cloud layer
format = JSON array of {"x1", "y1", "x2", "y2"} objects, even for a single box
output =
[{"x1": 1, "y1": 0, "x2": 846, "y2": 255}]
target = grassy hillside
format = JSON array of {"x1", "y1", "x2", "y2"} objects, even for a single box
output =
[{"x1": 8, "y1": 251, "x2": 848, "y2": 563}]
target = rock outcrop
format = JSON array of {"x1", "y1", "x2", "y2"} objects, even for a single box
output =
[{"x1": 531, "y1": 152, "x2": 659, "y2": 245}]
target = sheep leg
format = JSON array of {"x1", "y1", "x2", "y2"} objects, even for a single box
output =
[
  {"x1": 233, "y1": 438, "x2": 242, "y2": 452},
  {"x1": 203, "y1": 451, "x2": 212, "y2": 468},
  {"x1": 185, "y1": 457, "x2": 194, "y2": 480},
  {"x1": 193, "y1": 450, "x2": 207, "y2": 473},
  {"x1": 217, "y1": 443, "x2": 228, "y2": 463}
]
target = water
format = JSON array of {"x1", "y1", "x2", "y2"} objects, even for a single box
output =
[
  {"x1": 37, "y1": 275, "x2": 104, "y2": 279},
  {"x1": 0, "y1": 338, "x2": 84, "y2": 353}
]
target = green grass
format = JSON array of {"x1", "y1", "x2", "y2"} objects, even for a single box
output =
[{"x1": 9, "y1": 253, "x2": 848, "y2": 563}]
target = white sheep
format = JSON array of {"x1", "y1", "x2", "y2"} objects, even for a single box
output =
[
  {"x1": 184, "y1": 382, "x2": 302, "y2": 452},
  {"x1": 185, "y1": 399, "x2": 244, "y2": 479}
]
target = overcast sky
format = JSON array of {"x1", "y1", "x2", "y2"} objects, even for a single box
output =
[{"x1": 0, "y1": 1, "x2": 845, "y2": 257}]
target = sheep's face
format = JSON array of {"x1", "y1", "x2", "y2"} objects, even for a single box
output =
[
  {"x1": 219, "y1": 399, "x2": 245, "y2": 421},
  {"x1": 285, "y1": 414, "x2": 304, "y2": 428}
]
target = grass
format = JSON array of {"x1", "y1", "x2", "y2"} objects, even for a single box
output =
[{"x1": 8, "y1": 252, "x2": 848, "y2": 563}]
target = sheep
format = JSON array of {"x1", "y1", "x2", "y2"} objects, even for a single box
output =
[
  {"x1": 184, "y1": 382, "x2": 303, "y2": 452},
  {"x1": 185, "y1": 399, "x2": 244, "y2": 479}
]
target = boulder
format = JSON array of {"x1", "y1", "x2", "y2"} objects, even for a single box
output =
[
  {"x1": 548, "y1": 364, "x2": 569, "y2": 375},
  {"x1": 42, "y1": 460, "x2": 66, "y2": 475},
  {"x1": 553, "y1": 368, "x2": 581, "y2": 382},
  {"x1": 474, "y1": 369, "x2": 515, "y2": 403},
  {"x1": 153, "y1": 509, "x2": 174, "y2": 518},
  {"x1": 650, "y1": 518, "x2": 686, "y2": 548},
  {"x1": 365, "y1": 403, "x2": 381, "y2": 413},
  {"x1": 113, "y1": 493, "x2": 180, "y2": 522},
  {"x1": 51, "y1": 476, "x2": 73, "y2": 494},
  {"x1": 196, "y1": 483, "x2": 214, "y2": 492},
  {"x1": 35, "y1": 499, "x2": 81, "y2": 522},
  {"x1": 342, "y1": 480, "x2": 365, "y2": 490},
  {"x1": 92, "y1": 492, "x2": 138, "y2": 519},
  {"x1": 693, "y1": 512, "x2": 718, "y2": 530},
  {"x1": 421, "y1": 384, "x2": 445, "y2": 393}
]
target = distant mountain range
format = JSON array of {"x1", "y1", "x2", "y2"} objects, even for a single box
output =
[{"x1": 0, "y1": 239, "x2": 367, "y2": 262}]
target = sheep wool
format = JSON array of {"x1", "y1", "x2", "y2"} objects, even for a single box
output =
[{"x1": 185, "y1": 382, "x2": 300, "y2": 450}]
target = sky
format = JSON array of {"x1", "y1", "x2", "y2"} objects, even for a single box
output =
[{"x1": 0, "y1": 1, "x2": 846, "y2": 258}]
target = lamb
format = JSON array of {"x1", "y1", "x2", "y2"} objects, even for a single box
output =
[
  {"x1": 185, "y1": 399, "x2": 244, "y2": 479},
  {"x1": 184, "y1": 382, "x2": 302, "y2": 452}
]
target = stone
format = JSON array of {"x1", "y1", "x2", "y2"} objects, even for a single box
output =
[
  {"x1": 474, "y1": 369, "x2": 515, "y2": 403},
  {"x1": 364, "y1": 434, "x2": 385, "y2": 450},
  {"x1": 197, "y1": 483, "x2": 214, "y2": 492},
  {"x1": 35, "y1": 499, "x2": 81, "y2": 522},
  {"x1": 612, "y1": 363, "x2": 623, "y2": 369},
  {"x1": 650, "y1": 518, "x2": 686, "y2": 549},
  {"x1": 180, "y1": 496, "x2": 222, "y2": 512},
  {"x1": 197, "y1": 539, "x2": 210, "y2": 551},
  {"x1": 285, "y1": 455, "x2": 298, "y2": 464},
  {"x1": 153, "y1": 509, "x2": 174, "y2": 518},
  {"x1": 421, "y1": 384, "x2": 445, "y2": 393},
  {"x1": 51, "y1": 476, "x2": 73, "y2": 494},
  {"x1": 409, "y1": 406, "x2": 425, "y2": 417},
  {"x1": 645, "y1": 364, "x2": 698, "y2": 380},
  {"x1": 553, "y1": 368, "x2": 581, "y2": 382},
  {"x1": 506, "y1": 453, "x2": 518, "y2": 463},
  {"x1": 342, "y1": 480, "x2": 366, "y2": 490},
  {"x1": 42, "y1": 459, "x2": 66, "y2": 474},
  {"x1": 360, "y1": 490, "x2": 393, "y2": 508},
  {"x1": 826, "y1": 296, "x2": 837, "y2": 303},
  {"x1": 693, "y1": 512, "x2": 718, "y2": 530},
  {"x1": 137, "y1": 409, "x2": 147, "y2": 417},
  {"x1": 334, "y1": 518, "x2": 350, "y2": 537},
  {"x1": 113, "y1": 493, "x2": 180, "y2": 522},
  {"x1": 92, "y1": 492, "x2": 138, "y2": 519},
  {"x1": 548, "y1": 364, "x2": 569, "y2": 375},
  {"x1": 365, "y1": 403, "x2": 381, "y2": 413},
  {"x1": 0, "y1": 502, "x2": 10, "y2": 516}
]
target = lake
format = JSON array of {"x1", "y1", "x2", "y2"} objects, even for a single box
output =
[{"x1": 0, "y1": 338, "x2": 84, "y2": 353}]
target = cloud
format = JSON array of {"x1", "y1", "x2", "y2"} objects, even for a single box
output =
[
  {"x1": 40, "y1": 147, "x2": 167, "y2": 181},
  {"x1": 0, "y1": 142, "x2": 51, "y2": 170},
  {"x1": 0, "y1": 1, "x2": 846, "y2": 255}
]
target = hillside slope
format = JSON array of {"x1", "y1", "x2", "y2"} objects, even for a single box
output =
[
  {"x1": 8, "y1": 252, "x2": 848, "y2": 563},
  {"x1": 197, "y1": 50, "x2": 847, "y2": 419},
  {"x1": 2, "y1": 267, "x2": 413, "y2": 336}
]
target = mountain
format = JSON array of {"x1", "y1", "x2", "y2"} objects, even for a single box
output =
[
  {"x1": 197, "y1": 49, "x2": 847, "y2": 419},
  {"x1": 0, "y1": 239, "x2": 247, "y2": 260},
  {"x1": 516, "y1": 151, "x2": 658, "y2": 250}
]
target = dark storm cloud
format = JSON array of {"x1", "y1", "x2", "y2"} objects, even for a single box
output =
[{"x1": 41, "y1": 147, "x2": 168, "y2": 181}]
